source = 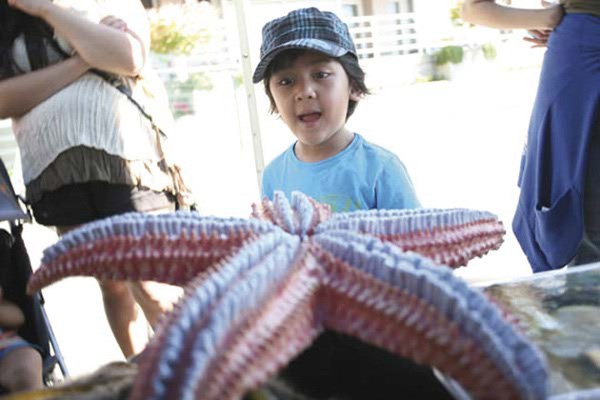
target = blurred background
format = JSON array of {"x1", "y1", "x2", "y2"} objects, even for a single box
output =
[{"x1": 0, "y1": 0, "x2": 548, "y2": 379}]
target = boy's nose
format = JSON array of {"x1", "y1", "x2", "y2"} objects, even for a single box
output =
[{"x1": 294, "y1": 82, "x2": 316, "y2": 101}]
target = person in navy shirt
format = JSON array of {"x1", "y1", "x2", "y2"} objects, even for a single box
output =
[{"x1": 462, "y1": 1, "x2": 600, "y2": 271}]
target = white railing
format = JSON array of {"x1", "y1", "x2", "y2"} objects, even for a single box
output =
[
  {"x1": 346, "y1": 13, "x2": 421, "y2": 59},
  {"x1": 151, "y1": 10, "x2": 517, "y2": 80},
  {"x1": 151, "y1": 11, "x2": 424, "y2": 77}
]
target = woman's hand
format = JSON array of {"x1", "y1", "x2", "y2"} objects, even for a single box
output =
[
  {"x1": 100, "y1": 15, "x2": 128, "y2": 32},
  {"x1": 6, "y1": 0, "x2": 52, "y2": 17},
  {"x1": 523, "y1": 29, "x2": 553, "y2": 47},
  {"x1": 522, "y1": 2, "x2": 564, "y2": 47},
  {"x1": 99, "y1": 15, "x2": 145, "y2": 62},
  {"x1": 9, "y1": 0, "x2": 148, "y2": 76}
]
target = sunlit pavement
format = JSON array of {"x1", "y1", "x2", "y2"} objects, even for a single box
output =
[{"x1": 22, "y1": 62, "x2": 544, "y2": 379}]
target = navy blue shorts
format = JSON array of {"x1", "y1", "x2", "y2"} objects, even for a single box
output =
[{"x1": 0, "y1": 333, "x2": 41, "y2": 360}]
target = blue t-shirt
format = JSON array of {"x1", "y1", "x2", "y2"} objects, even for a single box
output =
[{"x1": 261, "y1": 134, "x2": 420, "y2": 212}]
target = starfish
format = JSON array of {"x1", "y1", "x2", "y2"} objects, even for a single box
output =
[{"x1": 27, "y1": 191, "x2": 548, "y2": 400}]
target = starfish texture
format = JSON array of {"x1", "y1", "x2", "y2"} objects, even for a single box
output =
[{"x1": 28, "y1": 192, "x2": 548, "y2": 400}]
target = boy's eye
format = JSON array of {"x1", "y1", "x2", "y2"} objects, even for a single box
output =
[
  {"x1": 314, "y1": 71, "x2": 330, "y2": 79},
  {"x1": 277, "y1": 77, "x2": 293, "y2": 86}
]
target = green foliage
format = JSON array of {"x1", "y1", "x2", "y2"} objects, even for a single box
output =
[
  {"x1": 148, "y1": 6, "x2": 217, "y2": 90},
  {"x1": 450, "y1": 1, "x2": 474, "y2": 28},
  {"x1": 150, "y1": 20, "x2": 202, "y2": 55},
  {"x1": 434, "y1": 45, "x2": 464, "y2": 66},
  {"x1": 232, "y1": 73, "x2": 244, "y2": 88},
  {"x1": 165, "y1": 72, "x2": 214, "y2": 117},
  {"x1": 148, "y1": 5, "x2": 212, "y2": 56},
  {"x1": 167, "y1": 72, "x2": 213, "y2": 92},
  {"x1": 186, "y1": 72, "x2": 213, "y2": 91},
  {"x1": 481, "y1": 43, "x2": 497, "y2": 61},
  {"x1": 450, "y1": 1, "x2": 462, "y2": 26},
  {"x1": 414, "y1": 75, "x2": 434, "y2": 84}
]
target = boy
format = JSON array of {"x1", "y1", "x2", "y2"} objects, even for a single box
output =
[{"x1": 253, "y1": 7, "x2": 420, "y2": 212}]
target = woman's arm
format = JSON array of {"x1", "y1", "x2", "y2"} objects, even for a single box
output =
[
  {"x1": 0, "y1": 55, "x2": 89, "y2": 119},
  {"x1": 462, "y1": 0, "x2": 563, "y2": 30},
  {"x1": 7, "y1": 0, "x2": 149, "y2": 76}
]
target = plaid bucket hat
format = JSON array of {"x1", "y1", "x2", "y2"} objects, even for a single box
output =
[{"x1": 252, "y1": 7, "x2": 357, "y2": 83}]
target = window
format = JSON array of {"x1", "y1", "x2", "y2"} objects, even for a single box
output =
[
  {"x1": 342, "y1": 0, "x2": 362, "y2": 17},
  {"x1": 341, "y1": 4, "x2": 359, "y2": 18},
  {"x1": 387, "y1": 0, "x2": 414, "y2": 14}
]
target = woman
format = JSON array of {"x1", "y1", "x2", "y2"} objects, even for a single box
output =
[
  {"x1": 462, "y1": 1, "x2": 600, "y2": 271},
  {"x1": 0, "y1": 0, "x2": 183, "y2": 358}
]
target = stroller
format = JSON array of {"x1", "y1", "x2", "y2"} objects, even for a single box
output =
[{"x1": 0, "y1": 157, "x2": 68, "y2": 391}]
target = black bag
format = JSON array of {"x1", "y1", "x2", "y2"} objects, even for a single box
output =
[{"x1": 0, "y1": 159, "x2": 27, "y2": 221}]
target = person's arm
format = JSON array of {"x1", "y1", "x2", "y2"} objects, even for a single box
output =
[
  {"x1": 0, "y1": 302, "x2": 25, "y2": 329},
  {"x1": 7, "y1": 0, "x2": 149, "y2": 76},
  {"x1": 0, "y1": 55, "x2": 89, "y2": 119},
  {"x1": 462, "y1": 0, "x2": 563, "y2": 30},
  {"x1": 0, "y1": 289, "x2": 25, "y2": 329}
]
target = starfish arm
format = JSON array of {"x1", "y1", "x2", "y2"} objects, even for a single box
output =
[
  {"x1": 251, "y1": 191, "x2": 332, "y2": 235},
  {"x1": 317, "y1": 208, "x2": 505, "y2": 268},
  {"x1": 130, "y1": 233, "x2": 304, "y2": 400},
  {"x1": 27, "y1": 212, "x2": 277, "y2": 294},
  {"x1": 193, "y1": 248, "x2": 324, "y2": 400},
  {"x1": 312, "y1": 231, "x2": 548, "y2": 400}
]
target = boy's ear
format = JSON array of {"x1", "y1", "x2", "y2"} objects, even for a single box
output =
[{"x1": 349, "y1": 83, "x2": 363, "y2": 102}]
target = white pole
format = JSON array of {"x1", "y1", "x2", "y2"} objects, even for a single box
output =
[{"x1": 232, "y1": 0, "x2": 265, "y2": 193}]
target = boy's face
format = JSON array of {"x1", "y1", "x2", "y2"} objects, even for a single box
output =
[{"x1": 268, "y1": 51, "x2": 361, "y2": 160}]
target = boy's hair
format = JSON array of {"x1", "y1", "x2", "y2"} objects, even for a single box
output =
[{"x1": 263, "y1": 49, "x2": 369, "y2": 119}]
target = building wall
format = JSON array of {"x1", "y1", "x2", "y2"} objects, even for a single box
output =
[
  {"x1": 370, "y1": 0, "x2": 389, "y2": 15},
  {"x1": 360, "y1": 0, "x2": 372, "y2": 15}
]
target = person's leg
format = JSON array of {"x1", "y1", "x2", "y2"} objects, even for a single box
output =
[
  {"x1": 90, "y1": 183, "x2": 179, "y2": 354},
  {"x1": 96, "y1": 280, "x2": 148, "y2": 358},
  {"x1": 57, "y1": 224, "x2": 148, "y2": 359},
  {"x1": 0, "y1": 345, "x2": 43, "y2": 392},
  {"x1": 34, "y1": 182, "x2": 177, "y2": 359},
  {"x1": 127, "y1": 281, "x2": 182, "y2": 328},
  {"x1": 120, "y1": 189, "x2": 181, "y2": 328}
]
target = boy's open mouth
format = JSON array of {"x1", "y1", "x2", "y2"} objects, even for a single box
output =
[{"x1": 298, "y1": 112, "x2": 321, "y2": 122}]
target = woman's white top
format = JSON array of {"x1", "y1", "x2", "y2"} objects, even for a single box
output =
[{"x1": 9, "y1": 0, "x2": 172, "y2": 185}]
